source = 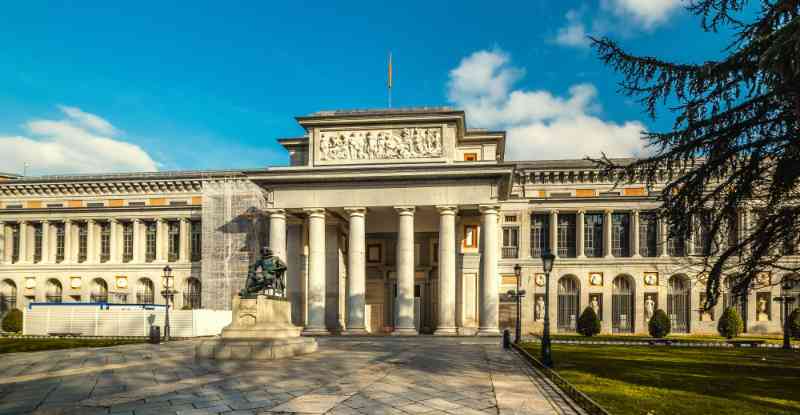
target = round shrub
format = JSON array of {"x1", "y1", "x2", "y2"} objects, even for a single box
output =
[
  {"x1": 1, "y1": 309, "x2": 22, "y2": 333},
  {"x1": 789, "y1": 308, "x2": 800, "y2": 340},
  {"x1": 717, "y1": 307, "x2": 744, "y2": 339},
  {"x1": 577, "y1": 306, "x2": 601, "y2": 337},
  {"x1": 648, "y1": 309, "x2": 671, "y2": 338}
]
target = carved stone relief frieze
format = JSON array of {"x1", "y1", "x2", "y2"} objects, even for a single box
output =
[{"x1": 317, "y1": 127, "x2": 443, "y2": 164}]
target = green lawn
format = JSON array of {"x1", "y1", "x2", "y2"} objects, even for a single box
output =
[
  {"x1": 539, "y1": 333, "x2": 797, "y2": 346},
  {"x1": 0, "y1": 338, "x2": 145, "y2": 354},
  {"x1": 521, "y1": 342, "x2": 800, "y2": 415}
]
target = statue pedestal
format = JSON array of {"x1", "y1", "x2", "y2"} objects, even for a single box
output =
[{"x1": 196, "y1": 295, "x2": 317, "y2": 360}]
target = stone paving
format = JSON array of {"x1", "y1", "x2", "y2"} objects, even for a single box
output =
[{"x1": 0, "y1": 337, "x2": 581, "y2": 415}]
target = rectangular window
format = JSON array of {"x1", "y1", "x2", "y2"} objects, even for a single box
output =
[
  {"x1": 557, "y1": 214, "x2": 576, "y2": 258},
  {"x1": 123, "y1": 222, "x2": 134, "y2": 262},
  {"x1": 11, "y1": 224, "x2": 20, "y2": 263},
  {"x1": 463, "y1": 152, "x2": 478, "y2": 161},
  {"x1": 639, "y1": 212, "x2": 658, "y2": 257},
  {"x1": 168, "y1": 221, "x2": 180, "y2": 262},
  {"x1": 502, "y1": 227, "x2": 519, "y2": 258},
  {"x1": 100, "y1": 222, "x2": 111, "y2": 262},
  {"x1": 584, "y1": 213, "x2": 604, "y2": 257},
  {"x1": 78, "y1": 222, "x2": 88, "y2": 263},
  {"x1": 464, "y1": 224, "x2": 478, "y2": 248},
  {"x1": 727, "y1": 212, "x2": 739, "y2": 251},
  {"x1": 612, "y1": 213, "x2": 631, "y2": 257},
  {"x1": 191, "y1": 220, "x2": 202, "y2": 261},
  {"x1": 145, "y1": 222, "x2": 157, "y2": 262},
  {"x1": 33, "y1": 223, "x2": 43, "y2": 263},
  {"x1": 530, "y1": 214, "x2": 549, "y2": 257},
  {"x1": 668, "y1": 224, "x2": 686, "y2": 257},
  {"x1": 693, "y1": 211, "x2": 712, "y2": 256},
  {"x1": 55, "y1": 223, "x2": 65, "y2": 263}
]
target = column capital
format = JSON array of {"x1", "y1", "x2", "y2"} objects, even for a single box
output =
[
  {"x1": 303, "y1": 208, "x2": 326, "y2": 218},
  {"x1": 265, "y1": 208, "x2": 286, "y2": 218},
  {"x1": 87, "y1": 218, "x2": 96, "y2": 224},
  {"x1": 478, "y1": 205, "x2": 500, "y2": 214},
  {"x1": 394, "y1": 206, "x2": 415, "y2": 215},
  {"x1": 132, "y1": 218, "x2": 141, "y2": 224},
  {"x1": 435, "y1": 205, "x2": 458, "y2": 215},
  {"x1": 576, "y1": 209, "x2": 586, "y2": 214},
  {"x1": 18, "y1": 219, "x2": 27, "y2": 225},
  {"x1": 41, "y1": 219, "x2": 50, "y2": 224},
  {"x1": 344, "y1": 207, "x2": 367, "y2": 216},
  {"x1": 604, "y1": 208, "x2": 614, "y2": 215},
  {"x1": 549, "y1": 209, "x2": 559, "y2": 215},
  {"x1": 108, "y1": 218, "x2": 118, "y2": 224}
]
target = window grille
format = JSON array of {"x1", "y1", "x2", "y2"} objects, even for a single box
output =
[
  {"x1": 90, "y1": 279, "x2": 108, "y2": 303},
  {"x1": 584, "y1": 214, "x2": 604, "y2": 257},
  {"x1": 46, "y1": 279, "x2": 62, "y2": 303},
  {"x1": 123, "y1": 222, "x2": 134, "y2": 262},
  {"x1": 557, "y1": 214, "x2": 576, "y2": 258},
  {"x1": 668, "y1": 275, "x2": 690, "y2": 333},
  {"x1": 33, "y1": 223, "x2": 43, "y2": 263},
  {"x1": 55, "y1": 223, "x2": 65, "y2": 263},
  {"x1": 100, "y1": 222, "x2": 111, "y2": 263},
  {"x1": 184, "y1": 278, "x2": 202, "y2": 309},
  {"x1": 78, "y1": 223, "x2": 88, "y2": 263},
  {"x1": 612, "y1": 276, "x2": 634, "y2": 333},
  {"x1": 639, "y1": 212, "x2": 658, "y2": 257},
  {"x1": 191, "y1": 221, "x2": 202, "y2": 261},
  {"x1": 727, "y1": 212, "x2": 739, "y2": 252},
  {"x1": 667, "y1": 224, "x2": 686, "y2": 257},
  {"x1": 530, "y1": 214, "x2": 549, "y2": 258},
  {"x1": 0, "y1": 280, "x2": 17, "y2": 313},
  {"x1": 145, "y1": 222, "x2": 157, "y2": 262},
  {"x1": 168, "y1": 221, "x2": 180, "y2": 262},
  {"x1": 693, "y1": 211, "x2": 712, "y2": 256},
  {"x1": 557, "y1": 276, "x2": 579, "y2": 332},
  {"x1": 611, "y1": 213, "x2": 631, "y2": 257},
  {"x1": 502, "y1": 227, "x2": 519, "y2": 258},
  {"x1": 136, "y1": 279, "x2": 155, "y2": 304},
  {"x1": 11, "y1": 224, "x2": 19, "y2": 263}
]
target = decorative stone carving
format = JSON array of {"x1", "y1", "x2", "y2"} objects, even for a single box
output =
[
  {"x1": 535, "y1": 295, "x2": 545, "y2": 321},
  {"x1": 589, "y1": 272, "x2": 603, "y2": 286},
  {"x1": 644, "y1": 272, "x2": 659, "y2": 286},
  {"x1": 644, "y1": 295, "x2": 656, "y2": 321},
  {"x1": 317, "y1": 128, "x2": 443, "y2": 164},
  {"x1": 757, "y1": 293, "x2": 770, "y2": 322},
  {"x1": 590, "y1": 295, "x2": 601, "y2": 319},
  {"x1": 535, "y1": 273, "x2": 546, "y2": 287}
]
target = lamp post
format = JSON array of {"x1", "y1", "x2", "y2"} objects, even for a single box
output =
[
  {"x1": 507, "y1": 263, "x2": 526, "y2": 343},
  {"x1": 775, "y1": 277, "x2": 797, "y2": 350},
  {"x1": 540, "y1": 251, "x2": 555, "y2": 367},
  {"x1": 160, "y1": 265, "x2": 175, "y2": 342}
]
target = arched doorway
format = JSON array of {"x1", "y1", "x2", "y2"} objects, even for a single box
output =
[
  {"x1": 136, "y1": 278, "x2": 154, "y2": 304},
  {"x1": 557, "y1": 275, "x2": 580, "y2": 332},
  {"x1": 668, "y1": 275, "x2": 690, "y2": 333},
  {"x1": 612, "y1": 275, "x2": 634, "y2": 333},
  {"x1": 1, "y1": 280, "x2": 17, "y2": 312},
  {"x1": 46, "y1": 279, "x2": 63, "y2": 303},
  {"x1": 723, "y1": 276, "x2": 748, "y2": 332},
  {"x1": 183, "y1": 278, "x2": 201, "y2": 309},
  {"x1": 90, "y1": 279, "x2": 108, "y2": 303}
]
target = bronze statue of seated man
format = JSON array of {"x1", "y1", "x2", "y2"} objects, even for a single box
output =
[{"x1": 240, "y1": 246, "x2": 287, "y2": 298}]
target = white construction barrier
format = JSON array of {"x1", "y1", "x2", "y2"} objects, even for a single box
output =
[{"x1": 22, "y1": 303, "x2": 231, "y2": 337}]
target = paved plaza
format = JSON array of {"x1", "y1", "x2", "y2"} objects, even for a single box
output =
[{"x1": 0, "y1": 337, "x2": 581, "y2": 415}]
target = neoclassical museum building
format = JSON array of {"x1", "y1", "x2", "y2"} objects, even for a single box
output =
[{"x1": 0, "y1": 108, "x2": 797, "y2": 336}]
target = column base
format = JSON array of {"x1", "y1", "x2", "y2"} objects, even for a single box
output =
[
  {"x1": 301, "y1": 327, "x2": 331, "y2": 336},
  {"x1": 391, "y1": 327, "x2": 418, "y2": 336},
  {"x1": 433, "y1": 326, "x2": 458, "y2": 336},
  {"x1": 477, "y1": 327, "x2": 501, "y2": 337},
  {"x1": 342, "y1": 328, "x2": 370, "y2": 336},
  {"x1": 577, "y1": 255, "x2": 586, "y2": 259},
  {"x1": 604, "y1": 255, "x2": 614, "y2": 259},
  {"x1": 632, "y1": 254, "x2": 642, "y2": 259},
  {"x1": 457, "y1": 327, "x2": 478, "y2": 336}
]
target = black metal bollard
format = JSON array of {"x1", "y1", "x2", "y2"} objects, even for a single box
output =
[
  {"x1": 149, "y1": 325, "x2": 161, "y2": 344},
  {"x1": 502, "y1": 329, "x2": 511, "y2": 349}
]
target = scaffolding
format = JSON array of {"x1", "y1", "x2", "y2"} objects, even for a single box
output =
[{"x1": 200, "y1": 179, "x2": 270, "y2": 310}]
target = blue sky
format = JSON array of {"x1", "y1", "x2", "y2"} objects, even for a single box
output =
[{"x1": 0, "y1": 1, "x2": 735, "y2": 175}]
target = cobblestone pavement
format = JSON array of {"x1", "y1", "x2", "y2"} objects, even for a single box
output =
[{"x1": 0, "y1": 337, "x2": 582, "y2": 415}]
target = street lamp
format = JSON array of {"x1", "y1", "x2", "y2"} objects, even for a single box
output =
[
  {"x1": 540, "y1": 251, "x2": 555, "y2": 367},
  {"x1": 160, "y1": 265, "x2": 175, "y2": 342},
  {"x1": 775, "y1": 277, "x2": 797, "y2": 350},
  {"x1": 507, "y1": 263, "x2": 526, "y2": 343}
]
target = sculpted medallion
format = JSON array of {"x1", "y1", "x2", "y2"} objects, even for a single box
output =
[{"x1": 317, "y1": 127, "x2": 443, "y2": 164}]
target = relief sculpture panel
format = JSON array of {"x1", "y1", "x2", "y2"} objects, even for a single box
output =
[{"x1": 317, "y1": 127, "x2": 443, "y2": 164}]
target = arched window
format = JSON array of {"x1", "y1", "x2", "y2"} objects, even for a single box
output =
[
  {"x1": 723, "y1": 275, "x2": 748, "y2": 332},
  {"x1": 557, "y1": 275, "x2": 580, "y2": 332},
  {"x1": 90, "y1": 279, "x2": 108, "y2": 303},
  {"x1": 136, "y1": 278, "x2": 154, "y2": 304},
  {"x1": 612, "y1": 275, "x2": 634, "y2": 333},
  {"x1": 46, "y1": 279, "x2": 63, "y2": 303},
  {"x1": 1, "y1": 280, "x2": 17, "y2": 312},
  {"x1": 183, "y1": 278, "x2": 201, "y2": 309},
  {"x1": 668, "y1": 275, "x2": 690, "y2": 333}
]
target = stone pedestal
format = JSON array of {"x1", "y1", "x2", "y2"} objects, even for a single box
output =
[{"x1": 196, "y1": 295, "x2": 317, "y2": 360}]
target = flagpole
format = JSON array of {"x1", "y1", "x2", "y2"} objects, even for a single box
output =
[{"x1": 388, "y1": 52, "x2": 393, "y2": 108}]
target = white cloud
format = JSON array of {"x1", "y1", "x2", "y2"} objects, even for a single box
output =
[
  {"x1": 448, "y1": 49, "x2": 647, "y2": 161},
  {"x1": 608, "y1": 0, "x2": 682, "y2": 28},
  {"x1": 554, "y1": 10, "x2": 591, "y2": 48},
  {"x1": 0, "y1": 106, "x2": 158, "y2": 175}
]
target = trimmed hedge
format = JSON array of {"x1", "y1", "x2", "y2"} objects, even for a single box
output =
[
  {"x1": 2, "y1": 309, "x2": 23, "y2": 333},
  {"x1": 577, "y1": 306, "x2": 601, "y2": 337},
  {"x1": 717, "y1": 307, "x2": 744, "y2": 339},
  {"x1": 648, "y1": 309, "x2": 671, "y2": 338},
  {"x1": 789, "y1": 308, "x2": 800, "y2": 340}
]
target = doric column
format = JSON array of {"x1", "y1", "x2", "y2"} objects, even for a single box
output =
[
  {"x1": 604, "y1": 209, "x2": 613, "y2": 258},
  {"x1": 659, "y1": 216, "x2": 669, "y2": 257},
  {"x1": 344, "y1": 207, "x2": 368, "y2": 334},
  {"x1": 576, "y1": 209, "x2": 586, "y2": 259},
  {"x1": 64, "y1": 219, "x2": 73, "y2": 263},
  {"x1": 132, "y1": 219, "x2": 142, "y2": 262},
  {"x1": 393, "y1": 206, "x2": 417, "y2": 335},
  {"x1": 632, "y1": 210, "x2": 641, "y2": 258},
  {"x1": 18, "y1": 221, "x2": 28, "y2": 263},
  {"x1": 303, "y1": 208, "x2": 329, "y2": 335},
  {"x1": 478, "y1": 205, "x2": 501, "y2": 336},
  {"x1": 109, "y1": 219, "x2": 119, "y2": 263},
  {"x1": 41, "y1": 220, "x2": 50, "y2": 263},
  {"x1": 156, "y1": 218, "x2": 165, "y2": 261},
  {"x1": 87, "y1": 219, "x2": 96, "y2": 263},
  {"x1": 549, "y1": 210, "x2": 558, "y2": 257},
  {"x1": 435, "y1": 205, "x2": 458, "y2": 335},
  {"x1": 267, "y1": 209, "x2": 287, "y2": 262},
  {"x1": 179, "y1": 218, "x2": 190, "y2": 262}
]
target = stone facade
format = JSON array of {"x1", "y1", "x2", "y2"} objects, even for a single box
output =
[{"x1": 1, "y1": 108, "x2": 798, "y2": 336}]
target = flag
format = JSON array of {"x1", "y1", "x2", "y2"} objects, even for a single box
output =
[{"x1": 387, "y1": 52, "x2": 393, "y2": 89}]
